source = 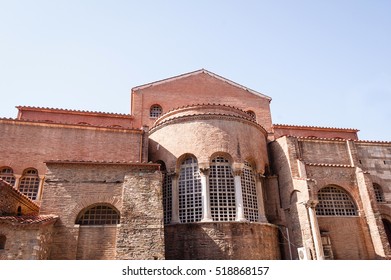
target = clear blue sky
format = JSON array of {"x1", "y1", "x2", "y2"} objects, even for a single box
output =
[{"x1": 1, "y1": 0, "x2": 390, "y2": 140}]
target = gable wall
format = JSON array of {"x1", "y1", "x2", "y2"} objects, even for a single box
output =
[{"x1": 131, "y1": 73, "x2": 272, "y2": 131}]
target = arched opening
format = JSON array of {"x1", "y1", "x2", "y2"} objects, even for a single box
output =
[
  {"x1": 0, "y1": 167, "x2": 15, "y2": 186},
  {"x1": 178, "y1": 156, "x2": 202, "y2": 223},
  {"x1": 19, "y1": 168, "x2": 40, "y2": 200},
  {"x1": 75, "y1": 204, "x2": 120, "y2": 225},
  {"x1": 150, "y1": 104, "x2": 162, "y2": 118},
  {"x1": 316, "y1": 185, "x2": 358, "y2": 216},
  {"x1": 241, "y1": 161, "x2": 259, "y2": 222},
  {"x1": 157, "y1": 160, "x2": 172, "y2": 225},
  {"x1": 209, "y1": 156, "x2": 236, "y2": 221},
  {"x1": 382, "y1": 219, "x2": 391, "y2": 248},
  {"x1": 373, "y1": 183, "x2": 385, "y2": 203}
]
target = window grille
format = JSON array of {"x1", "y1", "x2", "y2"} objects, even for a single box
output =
[
  {"x1": 178, "y1": 157, "x2": 202, "y2": 223},
  {"x1": 316, "y1": 186, "x2": 358, "y2": 216},
  {"x1": 241, "y1": 161, "x2": 259, "y2": 222},
  {"x1": 0, "y1": 167, "x2": 15, "y2": 186},
  {"x1": 163, "y1": 171, "x2": 172, "y2": 224},
  {"x1": 150, "y1": 105, "x2": 162, "y2": 118},
  {"x1": 247, "y1": 110, "x2": 256, "y2": 120},
  {"x1": 19, "y1": 168, "x2": 40, "y2": 200},
  {"x1": 76, "y1": 204, "x2": 120, "y2": 225},
  {"x1": 373, "y1": 184, "x2": 385, "y2": 203},
  {"x1": 209, "y1": 156, "x2": 236, "y2": 221}
]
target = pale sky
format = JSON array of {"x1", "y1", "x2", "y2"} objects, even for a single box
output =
[{"x1": 1, "y1": 0, "x2": 390, "y2": 140}]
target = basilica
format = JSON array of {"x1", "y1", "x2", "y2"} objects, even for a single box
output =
[{"x1": 0, "y1": 69, "x2": 390, "y2": 259}]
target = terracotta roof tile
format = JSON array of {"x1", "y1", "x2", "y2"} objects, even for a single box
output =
[
  {"x1": 0, "y1": 215, "x2": 58, "y2": 226},
  {"x1": 16, "y1": 105, "x2": 132, "y2": 117},
  {"x1": 0, "y1": 178, "x2": 40, "y2": 209},
  {"x1": 273, "y1": 123, "x2": 359, "y2": 132}
]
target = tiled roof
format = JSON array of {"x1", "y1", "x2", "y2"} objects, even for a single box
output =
[
  {"x1": 16, "y1": 106, "x2": 132, "y2": 117},
  {"x1": 0, "y1": 215, "x2": 58, "y2": 226},
  {"x1": 0, "y1": 117, "x2": 141, "y2": 131},
  {"x1": 305, "y1": 163, "x2": 354, "y2": 168},
  {"x1": 44, "y1": 159, "x2": 161, "y2": 167},
  {"x1": 273, "y1": 123, "x2": 359, "y2": 132},
  {"x1": 0, "y1": 178, "x2": 40, "y2": 209}
]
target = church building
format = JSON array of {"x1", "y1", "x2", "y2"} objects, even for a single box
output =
[{"x1": 0, "y1": 69, "x2": 390, "y2": 260}]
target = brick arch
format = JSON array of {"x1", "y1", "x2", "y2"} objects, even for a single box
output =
[
  {"x1": 70, "y1": 196, "x2": 122, "y2": 223},
  {"x1": 209, "y1": 152, "x2": 234, "y2": 164},
  {"x1": 175, "y1": 153, "x2": 198, "y2": 173},
  {"x1": 315, "y1": 184, "x2": 359, "y2": 216},
  {"x1": 370, "y1": 175, "x2": 390, "y2": 193}
]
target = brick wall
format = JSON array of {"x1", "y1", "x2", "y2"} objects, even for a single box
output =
[
  {"x1": 40, "y1": 162, "x2": 163, "y2": 260},
  {"x1": 0, "y1": 223, "x2": 55, "y2": 260},
  {"x1": 164, "y1": 222, "x2": 279, "y2": 260},
  {"x1": 131, "y1": 71, "x2": 273, "y2": 132},
  {"x1": 17, "y1": 107, "x2": 134, "y2": 129},
  {"x1": 0, "y1": 120, "x2": 143, "y2": 175}
]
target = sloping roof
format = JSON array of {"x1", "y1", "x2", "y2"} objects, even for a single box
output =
[
  {"x1": 16, "y1": 106, "x2": 132, "y2": 118},
  {"x1": 132, "y1": 69, "x2": 272, "y2": 100},
  {"x1": 273, "y1": 123, "x2": 359, "y2": 132},
  {"x1": 0, "y1": 215, "x2": 58, "y2": 226}
]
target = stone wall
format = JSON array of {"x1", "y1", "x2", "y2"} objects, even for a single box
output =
[
  {"x1": 0, "y1": 222, "x2": 55, "y2": 260},
  {"x1": 40, "y1": 162, "x2": 164, "y2": 260},
  {"x1": 164, "y1": 222, "x2": 279, "y2": 260}
]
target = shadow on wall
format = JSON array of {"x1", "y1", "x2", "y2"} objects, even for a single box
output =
[{"x1": 164, "y1": 222, "x2": 280, "y2": 260}]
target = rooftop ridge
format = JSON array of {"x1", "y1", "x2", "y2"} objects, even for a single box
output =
[
  {"x1": 281, "y1": 135, "x2": 354, "y2": 141},
  {"x1": 16, "y1": 105, "x2": 132, "y2": 117},
  {"x1": 0, "y1": 117, "x2": 142, "y2": 131},
  {"x1": 273, "y1": 123, "x2": 359, "y2": 132},
  {"x1": 132, "y1": 69, "x2": 272, "y2": 100}
]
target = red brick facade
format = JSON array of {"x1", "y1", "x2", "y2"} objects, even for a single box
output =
[{"x1": 0, "y1": 69, "x2": 390, "y2": 260}]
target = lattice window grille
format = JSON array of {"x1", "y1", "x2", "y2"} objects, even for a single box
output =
[
  {"x1": 241, "y1": 161, "x2": 259, "y2": 222},
  {"x1": 178, "y1": 157, "x2": 202, "y2": 223},
  {"x1": 373, "y1": 184, "x2": 385, "y2": 203},
  {"x1": 0, "y1": 167, "x2": 15, "y2": 186},
  {"x1": 316, "y1": 186, "x2": 358, "y2": 216},
  {"x1": 163, "y1": 172, "x2": 172, "y2": 224},
  {"x1": 150, "y1": 105, "x2": 162, "y2": 118},
  {"x1": 19, "y1": 169, "x2": 40, "y2": 200},
  {"x1": 209, "y1": 156, "x2": 236, "y2": 221},
  {"x1": 76, "y1": 205, "x2": 120, "y2": 225}
]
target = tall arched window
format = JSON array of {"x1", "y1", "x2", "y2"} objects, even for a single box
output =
[
  {"x1": 209, "y1": 156, "x2": 236, "y2": 221},
  {"x1": 19, "y1": 168, "x2": 40, "y2": 200},
  {"x1": 150, "y1": 105, "x2": 162, "y2": 118},
  {"x1": 0, "y1": 167, "x2": 15, "y2": 186},
  {"x1": 158, "y1": 161, "x2": 172, "y2": 225},
  {"x1": 178, "y1": 156, "x2": 202, "y2": 223},
  {"x1": 316, "y1": 186, "x2": 358, "y2": 216},
  {"x1": 241, "y1": 161, "x2": 259, "y2": 222},
  {"x1": 373, "y1": 183, "x2": 385, "y2": 203},
  {"x1": 76, "y1": 204, "x2": 120, "y2": 225}
]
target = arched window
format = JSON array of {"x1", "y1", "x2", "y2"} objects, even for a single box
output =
[
  {"x1": 209, "y1": 156, "x2": 236, "y2": 221},
  {"x1": 0, "y1": 167, "x2": 15, "y2": 186},
  {"x1": 178, "y1": 156, "x2": 202, "y2": 223},
  {"x1": 159, "y1": 161, "x2": 172, "y2": 225},
  {"x1": 0, "y1": 235, "x2": 6, "y2": 250},
  {"x1": 373, "y1": 183, "x2": 385, "y2": 203},
  {"x1": 19, "y1": 168, "x2": 40, "y2": 200},
  {"x1": 76, "y1": 204, "x2": 120, "y2": 225},
  {"x1": 241, "y1": 161, "x2": 259, "y2": 222},
  {"x1": 247, "y1": 110, "x2": 256, "y2": 121},
  {"x1": 150, "y1": 105, "x2": 162, "y2": 118},
  {"x1": 316, "y1": 186, "x2": 358, "y2": 216}
]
